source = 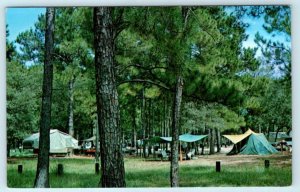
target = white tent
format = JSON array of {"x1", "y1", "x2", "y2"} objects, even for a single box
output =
[{"x1": 23, "y1": 129, "x2": 79, "y2": 154}]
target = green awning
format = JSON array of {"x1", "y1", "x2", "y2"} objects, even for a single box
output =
[
  {"x1": 179, "y1": 134, "x2": 207, "y2": 142},
  {"x1": 157, "y1": 134, "x2": 207, "y2": 143}
]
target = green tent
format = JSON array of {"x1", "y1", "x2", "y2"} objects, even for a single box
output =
[
  {"x1": 239, "y1": 133, "x2": 279, "y2": 155},
  {"x1": 224, "y1": 129, "x2": 278, "y2": 155}
]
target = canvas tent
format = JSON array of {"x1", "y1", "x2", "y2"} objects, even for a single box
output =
[
  {"x1": 23, "y1": 129, "x2": 79, "y2": 154},
  {"x1": 223, "y1": 129, "x2": 278, "y2": 155}
]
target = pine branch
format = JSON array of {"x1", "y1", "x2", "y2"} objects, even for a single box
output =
[{"x1": 118, "y1": 79, "x2": 170, "y2": 90}]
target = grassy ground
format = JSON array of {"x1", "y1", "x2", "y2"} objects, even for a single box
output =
[{"x1": 7, "y1": 154, "x2": 292, "y2": 188}]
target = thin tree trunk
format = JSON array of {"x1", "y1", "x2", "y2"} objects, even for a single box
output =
[
  {"x1": 216, "y1": 129, "x2": 221, "y2": 153},
  {"x1": 34, "y1": 7, "x2": 55, "y2": 188},
  {"x1": 148, "y1": 100, "x2": 152, "y2": 156},
  {"x1": 275, "y1": 125, "x2": 282, "y2": 142},
  {"x1": 68, "y1": 76, "x2": 75, "y2": 137},
  {"x1": 209, "y1": 128, "x2": 215, "y2": 154},
  {"x1": 141, "y1": 88, "x2": 146, "y2": 158},
  {"x1": 170, "y1": 75, "x2": 183, "y2": 187},
  {"x1": 131, "y1": 104, "x2": 137, "y2": 149},
  {"x1": 145, "y1": 98, "x2": 149, "y2": 157},
  {"x1": 163, "y1": 97, "x2": 167, "y2": 137},
  {"x1": 94, "y1": 7, "x2": 125, "y2": 187}
]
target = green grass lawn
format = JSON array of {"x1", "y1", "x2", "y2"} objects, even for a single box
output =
[{"x1": 7, "y1": 156, "x2": 292, "y2": 188}]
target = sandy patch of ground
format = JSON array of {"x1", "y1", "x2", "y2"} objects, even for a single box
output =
[{"x1": 8, "y1": 146, "x2": 292, "y2": 168}]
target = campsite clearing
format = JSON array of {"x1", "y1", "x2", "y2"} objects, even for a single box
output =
[{"x1": 7, "y1": 152, "x2": 291, "y2": 187}]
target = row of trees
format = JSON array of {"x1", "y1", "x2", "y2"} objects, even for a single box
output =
[{"x1": 6, "y1": 6, "x2": 291, "y2": 187}]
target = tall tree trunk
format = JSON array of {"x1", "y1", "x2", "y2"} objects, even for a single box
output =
[
  {"x1": 216, "y1": 129, "x2": 221, "y2": 153},
  {"x1": 140, "y1": 88, "x2": 146, "y2": 157},
  {"x1": 148, "y1": 99, "x2": 152, "y2": 156},
  {"x1": 94, "y1": 7, "x2": 126, "y2": 187},
  {"x1": 34, "y1": 8, "x2": 55, "y2": 188},
  {"x1": 68, "y1": 76, "x2": 75, "y2": 137},
  {"x1": 170, "y1": 7, "x2": 190, "y2": 187},
  {"x1": 209, "y1": 128, "x2": 215, "y2": 154},
  {"x1": 163, "y1": 97, "x2": 167, "y2": 137},
  {"x1": 131, "y1": 104, "x2": 137, "y2": 149},
  {"x1": 275, "y1": 125, "x2": 282, "y2": 142},
  {"x1": 170, "y1": 75, "x2": 183, "y2": 187},
  {"x1": 267, "y1": 123, "x2": 270, "y2": 140}
]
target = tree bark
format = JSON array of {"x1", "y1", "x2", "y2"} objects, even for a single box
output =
[
  {"x1": 170, "y1": 75, "x2": 183, "y2": 187},
  {"x1": 141, "y1": 88, "x2": 146, "y2": 158},
  {"x1": 68, "y1": 76, "x2": 75, "y2": 137},
  {"x1": 94, "y1": 7, "x2": 126, "y2": 187},
  {"x1": 131, "y1": 104, "x2": 137, "y2": 149},
  {"x1": 216, "y1": 129, "x2": 221, "y2": 153},
  {"x1": 209, "y1": 128, "x2": 215, "y2": 154},
  {"x1": 34, "y1": 8, "x2": 55, "y2": 188}
]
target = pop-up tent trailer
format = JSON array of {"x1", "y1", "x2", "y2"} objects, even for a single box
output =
[
  {"x1": 23, "y1": 129, "x2": 79, "y2": 154},
  {"x1": 223, "y1": 129, "x2": 278, "y2": 155}
]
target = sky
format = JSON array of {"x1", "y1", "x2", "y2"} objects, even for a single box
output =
[
  {"x1": 6, "y1": 8, "x2": 45, "y2": 42},
  {"x1": 6, "y1": 7, "x2": 290, "y2": 54}
]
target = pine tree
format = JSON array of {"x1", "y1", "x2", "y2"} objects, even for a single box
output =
[
  {"x1": 34, "y1": 7, "x2": 55, "y2": 188},
  {"x1": 94, "y1": 7, "x2": 126, "y2": 187}
]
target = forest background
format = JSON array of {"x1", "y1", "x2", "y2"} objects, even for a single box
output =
[{"x1": 6, "y1": 6, "x2": 291, "y2": 154}]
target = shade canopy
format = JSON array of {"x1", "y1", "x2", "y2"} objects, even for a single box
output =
[
  {"x1": 179, "y1": 134, "x2": 207, "y2": 142},
  {"x1": 223, "y1": 129, "x2": 254, "y2": 144},
  {"x1": 156, "y1": 133, "x2": 207, "y2": 143}
]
